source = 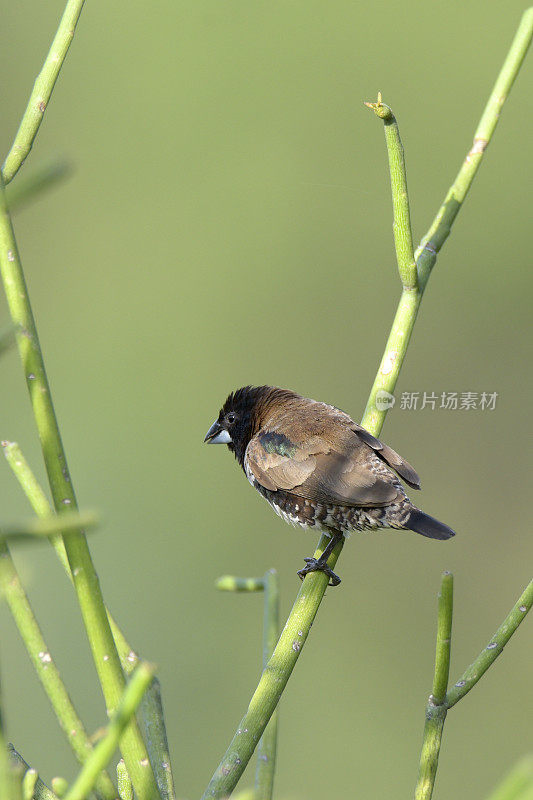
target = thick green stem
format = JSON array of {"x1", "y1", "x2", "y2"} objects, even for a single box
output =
[
  {"x1": 0, "y1": 539, "x2": 115, "y2": 799},
  {"x1": 446, "y1": 579, "x2": 532, "y2": 709},
  {"x1": 63, "y1": 663, "x2": 156, "y2": 800},
  {"x1": 2, "y1": 1, "x2": 85, "y2": 184},
  {"x1": 0, "y1": 172, "x2": 156, "y2": 799},
  {"x1": 414, "y1": 703, "x2": 447, "y2": 800}
]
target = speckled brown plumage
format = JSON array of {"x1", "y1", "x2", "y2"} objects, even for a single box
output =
[{"x1": 204, "y1": 385, "x2": 455, "y2": 584}]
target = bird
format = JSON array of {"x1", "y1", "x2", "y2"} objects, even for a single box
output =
[{"x1": 204, "y1": 385, "x2": 455, "y2": 586}]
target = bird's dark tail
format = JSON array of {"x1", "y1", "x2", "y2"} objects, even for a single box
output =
[{"x1": 406, "y1": 509, "x2": 456, "y2": 540}]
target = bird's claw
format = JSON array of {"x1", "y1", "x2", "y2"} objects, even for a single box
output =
[{"x1": 297, "y1": 557, "x2": 341, "y2": 586}]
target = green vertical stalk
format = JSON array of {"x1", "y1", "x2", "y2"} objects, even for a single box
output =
[
  {"x1": 0, "y1": 539, "x2": 115, "y2": 799},
  {"x1": 414, "y1": 572, "x2": 453, "y2": 800},
  {"x1": 0, "y1": 174, "x2": 157, "y2": 799},
  {"x1": 254, "y1": 569, "x2": 280, "y2": 800},
  {"x1": 63, "y1": 663, "x2": 156, "y2": 800}
]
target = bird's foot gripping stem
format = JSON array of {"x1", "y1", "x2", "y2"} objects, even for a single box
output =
[{"x1": 297, "y1": 534, "x2": 342, "y2": 586}]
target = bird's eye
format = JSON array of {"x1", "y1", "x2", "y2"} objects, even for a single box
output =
[{"x1": 226, "y1": 412, "x2": 236, "y2": 424}]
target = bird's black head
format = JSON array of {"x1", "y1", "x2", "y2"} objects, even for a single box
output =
[{"x1": 204, "y1": 385, "x2": 298, "y2": 465}]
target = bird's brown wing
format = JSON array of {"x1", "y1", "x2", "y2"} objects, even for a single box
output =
[
  {"x1": 245, "y1": 427, "x2": 404, "y2": 507},
  {"x1": 351, "y1": 424, "x2": 421, "y2": 489}
]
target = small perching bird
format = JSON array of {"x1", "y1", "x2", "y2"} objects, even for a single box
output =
[{"x1": 204, "y1": 386, "x2": 455, "y2": 585}]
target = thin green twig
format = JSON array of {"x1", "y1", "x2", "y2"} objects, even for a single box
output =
[
  {"x1": 432, "y1": 572, "x2": 453, "y2": 704},
  {"x1": 63, "y1": 663, "x2": 156, "y2": 800},
  {"x1": 0, "y1": 172, "x2": 157, "y2": 799},
  {"x1": 201, "y1": 11, "x2": 532, "y2": 799},
  {"x1": 0, "y1": 539, "x2": 116, "y2": 799},
  {"x1": 2, "y1": 1, "x2": 85, "y2": 184},
  {"x1": 446, "y1": 579, "x2": 532, "y2": 708},
  {"x1": 414, "y1": 572, "x2": 453, "y2": 800},
  {"x1": 364, "y1": 92, "x2": 417, "y2": 290}
]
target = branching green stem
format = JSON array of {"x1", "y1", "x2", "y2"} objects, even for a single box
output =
[
  {"x1": 201, "y1": 11, "x2": 533, "y2": 799},
  {"x1": 416, "y1": 7, "x2": 533, "y2": 290},
  {"x1": 446, "y1": 579, "x2": 532, "y2": 709},
  {"x1": 0, "y1": 159, "x2": 157, "y2": 800},
  {"x1": 416, "y1": 579, "x2": 532, "y2": 800},
  {"x1": 2, "y1": 1, "x2": 85, "y2": 184},
  {"x1": 0, "y1": 540, "x2": 115, "y2": 799},
  {"x1": 63, "y1": 663, "x2": 156, "y2": 800}
]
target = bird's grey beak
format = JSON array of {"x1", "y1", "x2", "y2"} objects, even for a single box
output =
[{"x1": 204, "y1": 420, "x2": 232, "y2": 444}]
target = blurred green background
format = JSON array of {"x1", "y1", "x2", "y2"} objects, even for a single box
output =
[{"x1": 1, "y1": 1, "x2": 531, "y2": 798}]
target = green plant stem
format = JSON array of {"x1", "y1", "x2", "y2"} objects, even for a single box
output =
[
  {"x1": 414, "y1": 573, "x2": 453, "y2": 800},
  {"x1": 138, "y1": 678, "x2": 176, "y2": 800},
  {"x1": 201, "y1": 12, "x2": 532, "y2": 798},
  {"x1": 8, "y1": 745, "x2": 58, "y2": 800},
  {"x1": 63, "y1": 663, "x2": 156, "y2": 800},
  {"x1": 365, "y1": 93, "x2": 417, "y2": 289},
  {"x1": 432, "y1": 572, "x2": 453, "y2": 704},
  {"x1": 254, "y1": 569, "x2": 280, "y2": 800},
  {"x1": 414, "y1": 702, "x2": 447, "y2": 800},
  {"x1": 416, "y1": 579, "x2": 532, "y2": 800},
  {"x1": 446, "y1": 579, "x2": 532, "y2": 708},
  {"x1": 213, "y1": 570, "x2": 280, "y2": 800},
  {"x1": 5, "y1": 159, "x2": 71, "y2": 211},
  {"x1": 1, "y1": 1, "x2": 85, "y2": 184},
  {"x1": 0, "y1": 171, "x2": 156, "y2": 800},
  {"x1": 0, "y1": 539, "x2": 115, "y2": 800},
  {"x1": 202, "y1": 564, "x2": 334, "y2": 799},
  {"x1": 2, "y1": 442, "x2": 141, "y2": 674},
  {"x1": 1, "y1": 441, "x2": 175, "y2": 796},
  {"x1": 416, "y1": 7, "x2": 533, "y2": 290}
]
